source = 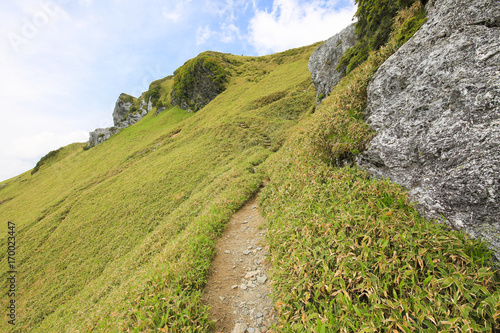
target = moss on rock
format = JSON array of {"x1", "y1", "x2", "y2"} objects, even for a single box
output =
[{"x1": 171, "y1": 52, "x2": 230, "y2": 111}]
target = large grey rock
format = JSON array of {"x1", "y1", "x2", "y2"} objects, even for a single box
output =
[
  {"x1": 112, "y1": 94, "x2": 133, "y2": 126},
  {"x1": 232, "y1": 323, "x2": 247, "y2": 333},
  {"x1": 308, "y1": 23, "x2": 356, "y2": 105},
  {"x1": 357, "y1": 0, "x2": 500, "y2": 257},
  {"x1": 113, "y1": 95, "x2": 149, "y2": 128},
  {"x1": 147, "y1": 97, "x2": 153, "y2": 112}
]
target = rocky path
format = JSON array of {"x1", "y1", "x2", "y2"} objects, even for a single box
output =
[{"x1": 203, "y1": 197, "x2": 276, "y2": 333}]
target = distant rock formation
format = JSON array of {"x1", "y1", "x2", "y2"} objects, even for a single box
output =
[
  {"x1": 357, "y1": 0, "x2": 500, "y2": 257},
  {"x1": 88, "y1": 93, "x2": 151, "y2": 148},
  {"x1": 308, "y1": 23, "x2": 356, "y2": 105},
  {"x1": 112, "y1": 94, "x2": 134, "y2": 126},
  {"x1": 156, "y1": 106, "x2": 166, "y2": 115},
  {"x1": 113, "y1": 95, "x2": 151, "y2": 128},
  {"x1": 88, "y1": 127, "x2": 120, "y2": 148}
]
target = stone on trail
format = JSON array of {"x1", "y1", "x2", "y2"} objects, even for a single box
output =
[
  {"x1": 232, "y1": 323, "x2": 247, "y2": 333},
  {"x1": 257, "y1": 275, "x2": 267, "y2": 284}
]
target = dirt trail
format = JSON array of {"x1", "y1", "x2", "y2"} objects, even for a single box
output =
[{"x1": 203, "y1": 196, "x2": 276, "y2": 333}]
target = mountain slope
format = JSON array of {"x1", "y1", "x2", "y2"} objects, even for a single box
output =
[{"x1": 0, "y1": 46, "x2": 318, "y2": 332}]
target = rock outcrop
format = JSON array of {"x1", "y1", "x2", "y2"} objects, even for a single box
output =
[
  {"x1": 171, "y1": 53, "x2": 229, "y2": 112},
  {"x1": 357, "y1": 0, "x2": 500, "y2": 257},
  {"x1": 308, "y1": 23, "x2": 356, "y2": 105},
  {"x1": 88, "y1": 127, "x2": 120, "y2": 148},
  {"x1": 112, "y1": 94, "x2": 133, "y2": 126},
  {"x1": 156, "y1": 106, "x2": 166, "y2": 115},
  {"x1": 171, "y1": 67, "x2": 222, "y2": 112},
  {"x1": 113, "y1": 93, "x2": 151, "y2": 128},
  {"x1": 88, "y1": 94, "x2": 151, "y2": 148}
]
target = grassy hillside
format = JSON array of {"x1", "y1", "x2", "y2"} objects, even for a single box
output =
[
  {"x1": 0, "y1": 45, "x2": 318, "y2": 332},
  {"x1": 1, "y1": 2, "x2": 499, "y2": 332}
]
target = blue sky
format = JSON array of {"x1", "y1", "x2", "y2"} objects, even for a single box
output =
[{"x1": 0, "y1": 0, "x2": 356, "y2": 181}]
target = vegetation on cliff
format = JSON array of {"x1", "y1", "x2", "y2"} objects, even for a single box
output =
[
  {"x1": 337, "y1": 0, "x2": 426, "y2": 74},
  {"x1": 31, "y1": 148, "x2": 62, "y2": 175},
  {"x1": 171, "y1": 52, "x2": 230, "y2": 111}
]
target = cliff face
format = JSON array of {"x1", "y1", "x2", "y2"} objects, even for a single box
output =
[
  {"x1": 356, "y1": 0, "x2": 500, "y2": 257},
  {"x1": 308, "y1": 23, "x2": 356, "y2": 105},
  {"x1": 112, "y1": 94, "x2": 134, "y2": 126}
]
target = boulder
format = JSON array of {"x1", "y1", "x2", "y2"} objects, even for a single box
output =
[
  {"x1": 232, "y1": 323, "x2": 247, "y2": 333},
  {"x1": 308, "y1": 23, "x2": 356, "y2": 105},
  {"x1": 357, "y1": 0, "x2": 500, "y2": 257}
]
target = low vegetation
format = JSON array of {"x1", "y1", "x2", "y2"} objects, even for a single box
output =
[
  {"x1": 337, "y1": 0, "x2": 426, "y2": 74},
  {"x1": 260, "y1": 3, "x2": 500, "y2": 331},
  {"x1": 31, "y1": 148, "x2": 62, "y2": 175}
]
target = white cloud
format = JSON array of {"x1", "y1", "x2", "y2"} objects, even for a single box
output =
[
  {"x1": 248, "y1": 0, "x2": 356, "y2": 55},
  {"x1": 220, "y1": 23, "x2": 240, "y2": 43},
  {"x1": 203, "y1": 0, "x2": 237, "y2": 17},
  {"x1": 196, "y1": 25, "x2": 213, "y2": 45},
  {"x1": 162, "y1": 1, "x2": 192, "y2": 23},
  {"x1": 0, "y1": 1, "x2": 124, "y2": 180},
  {"x1": 194, "y1": 0, "x2": 248, "y2": 46},
  {"x1": 196, "y1": 22, "x2": 241, "y2": 45},
  {"x1": 0, "y1": 159, "x2": 33, "y2": 181},
  {"x1": 79, "y1": 0, "x2": 93, "y2": 7},
  {"x1": 4, "y1": 131, "x2": 89, "y2": 162},
  {"x1": 1, "y1": 0, "x2": 72, "y2": 53}
]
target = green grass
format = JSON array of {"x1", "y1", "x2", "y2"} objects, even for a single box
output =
[
  {"x1": 259, "y1": 3, "x2": 500, "y2": 332},
  {"x1": 0, "y1": 44, "x2": 317, "y2": 332}
]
